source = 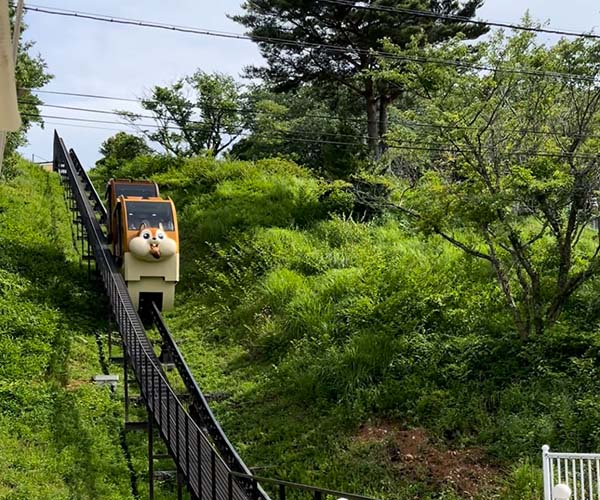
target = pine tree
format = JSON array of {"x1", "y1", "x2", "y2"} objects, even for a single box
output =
[{"x1": 232, "y1": 0, "x2": 488, "y2": 158}]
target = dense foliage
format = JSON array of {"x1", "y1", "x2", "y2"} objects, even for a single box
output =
[
  {"x1": 231, "y1": 85, "x2": 369, "y2": 178},
  {"x1": 380, "y1": 29, "x2": 600, "y2": 338},
  {"x1": 90, "y1": 150, "x2": 600, "y2": 498},
  {"x1": 232, "y1": 0, "x2": 488, "y2": 157},
  {"x1": 96, "y1": 132, "x2": 152, "y2": 167},
  {"x1": 121, "y1": 71, "x2": 248, "y2": 157}
]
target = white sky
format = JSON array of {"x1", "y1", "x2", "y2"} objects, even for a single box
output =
[{"x1": 18, "y1": 0, "x2": 600, "y2": 167}]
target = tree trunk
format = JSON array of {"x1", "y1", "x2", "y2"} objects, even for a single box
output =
[
  {"x1": 377, "y1": 97, "x2": 389, "y2": 159},
  {"x1": 366, "y1": 98, "x2": 379, "y2": 154},
  {"x1": 365, "y1": 79, "x2": 379, "y2": 155}
]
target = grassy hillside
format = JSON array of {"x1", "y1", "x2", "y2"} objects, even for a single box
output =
[
  {"x1": 91, "y1": 154, "x2": 600, "y2": 499},
  {"x1": 0, "y1": 161, "x2": 133, "y2": 499}
]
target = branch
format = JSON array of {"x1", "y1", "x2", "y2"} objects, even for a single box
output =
[
  {"x1": 433, "y1": 227, "x2": 493, "y2": 261},
  {"x1": 481, "y1": 224, "x2": 527, "y2": 337},
  {"x1": 524, "y1": 222, "x2": 549, "y2": 248}
]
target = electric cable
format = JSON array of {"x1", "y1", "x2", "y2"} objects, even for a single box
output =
[
  {"x1": 317, "y1": 0, "x2": 600, "y2": 40},
  {"x1": 20, "y1": 97, "x2": 600, "y2": 142},
  {"x1": 18, "y1": 4, "x2": 600, "y2": 82},
  {"x1": 22, "y1": 111, "x2": 600, "y2": 159}
]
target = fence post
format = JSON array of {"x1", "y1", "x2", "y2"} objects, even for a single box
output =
[{"x1": 543, "y1": 445, "x2": 552, "y2": 500}]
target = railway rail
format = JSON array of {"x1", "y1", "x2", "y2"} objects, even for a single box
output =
[{"x1": 52, "y1": 131, "x2": 378, "y2": 500}]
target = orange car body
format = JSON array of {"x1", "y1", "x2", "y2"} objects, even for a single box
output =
[
  {"x1": 105, "y1": 179, "x2": 159, "y2": 244},
  {"x1": 105, "y1": 178, "x2": 179, "y2": 311}
]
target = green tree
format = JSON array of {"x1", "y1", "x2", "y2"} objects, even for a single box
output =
[
  {"x1": 232, "y1": 0, "x2": 487, "y2": 158},
  {"x1": 383, "y1": 28, "x2": 600, "y2": 339},
  {"x1": 4, "y1": 5, "x2": 52, "y2": 164},
  {"x1": 231, "y1": 84, "x2": 368, "y2": 178},
  {"x1": 122, "y1": 71, "x2": 247, "y2": 157},
  {"x1": 96, "y1": 132, "x2": 151, "y2": 165},
  {"x1": 93, "y1": 132, "x2": 152, "y2": 181}
]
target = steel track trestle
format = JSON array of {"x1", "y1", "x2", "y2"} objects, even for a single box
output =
[
  {"x1": 53, "y1": 130, "x2": 378, "y2": 500},
  {"x1": 54, "y1": 131, "x2": 258, "y2": 500}
]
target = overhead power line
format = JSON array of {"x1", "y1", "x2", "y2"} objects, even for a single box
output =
[
  {"x1": 23, "y1": 112, "x2": 600, "y2": 160},
  {"x1": 21, "y1": 101, "x2": 137, "y2": 116},
  {"x1": 19, "y1": 4, "x2": 600, "y2": 82},
  {"x1": 23, "y1": 111, "x2": 368, "y2": 146},
  {"x1": 29, "y1": 108, "x2": 383, "y2": 143},
  {"x1": 19, "y1": 100, "x2": 374, "y2": 141},
  {"x1": 318, "y1": 0, "x2": 600, "y2": 40},
  {"x1": 26, "y1": 90, "x2": 375, "y2": 125},
  {"x1": 20, "y1": 101, "x2": 160, "y2": 121},
  {"x1": 31, "y1": 88, "x2": 140, "y2": 102},
  {"x1": 24, "y1": 112, "x2": 196, "y2": 131},
  {"x1": 22, "y1": 0, "x2": 600, "y2": 41},
  {"x1": 42, "y1": 120, "x2": 136, "y2": 132},
  {"x1": 20, "y1": 95, "x2": 600, "y2": 143}
]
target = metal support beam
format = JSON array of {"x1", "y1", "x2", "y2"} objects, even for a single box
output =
[
  {"x1": 80, "y1": 225, "x2": 85, "y2": 265},
  {"x1": 177, "y1": 472, "x2": 183, "y2": 500},
  {"x1": 108, "y1": 314, "x2": 113, "y2": 361},
  {"x1": 149, "y1": 416, "x2": 155, "y2": 500},
  {"x1": 123, "y1": 347, "x2": 129, "y2": 422},
  {"x1": 125, "y1": 421, "x2": 149, "y2": 431},
  {"x1": 87, "y1": 238, "x2": 91, "y2": 277}
]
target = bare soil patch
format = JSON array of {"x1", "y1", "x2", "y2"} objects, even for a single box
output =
[{"x1": 356, "y1": 422, "x2": 501, "y2": 498}]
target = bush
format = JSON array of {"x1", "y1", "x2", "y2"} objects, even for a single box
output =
[{"x1": 116, "y1": 150, "x2": 600, "y2": 498}]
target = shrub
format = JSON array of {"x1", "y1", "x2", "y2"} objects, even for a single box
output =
[{"x1": 134, "y1": 151, "x2": 600, "y2": 498}]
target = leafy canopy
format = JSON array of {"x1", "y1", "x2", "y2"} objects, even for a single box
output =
[
  {"x1": 232, "y1": 0, "x2": 488, "y2": 156},
  {"x1": 231, "y1": 84, "x2": 368, "y2": 178},
  {"x1": 92, "y1": 132, "x2": 153, "y2": 183},
  {"x1": 382, "y1": 26, "x2": 600, "y2": 338},
  {"x1": 121, "y1": 70, "x2": 248, "y2": 157}
]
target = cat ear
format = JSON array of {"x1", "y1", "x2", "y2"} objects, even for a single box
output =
[
  {"x1": 159, "y1": 222, "x2": 164, "y2": 231},
  {"x1": 139, "y1": 222, "x2": 146, "y2": 231}
]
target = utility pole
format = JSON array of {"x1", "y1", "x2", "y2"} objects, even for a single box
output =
[{"x1": 0, "y1": 0, "x2": 25, "y2": 177}]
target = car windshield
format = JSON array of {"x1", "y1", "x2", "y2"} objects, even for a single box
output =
[
  {"x1": 115, "y1": 183, "x2": 157, "y2": 198},
  {"x1": 126, "y1": 201, "x2": 174, "y2": 231}
]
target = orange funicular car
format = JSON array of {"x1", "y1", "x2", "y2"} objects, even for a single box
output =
[{"x1": 105, "y1": 179, "x2": 179, "y2": 311}]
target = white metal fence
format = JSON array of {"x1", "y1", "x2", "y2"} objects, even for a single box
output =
[{"x1": 543, "y1": 445, "x2": 600, "y2": 499}]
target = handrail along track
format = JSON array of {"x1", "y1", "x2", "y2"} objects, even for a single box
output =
[
  {"x1": 53, "y1": 131, "x2": 257, "y2": 500},
  {"x1": 149, "y1": 303, "x2": 258, "y2": 482},
  {"x1": 70, "y1": 145, "x2": 252, "y2": 480},
  {"x1": 53, "y1": 130, "x2": 379, "y2": 500}
]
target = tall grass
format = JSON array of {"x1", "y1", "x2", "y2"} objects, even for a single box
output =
[
  {"x1": 0, "y1": 161, "x2": 133, "y2": 499},
  {"x1": 91, "y1": 152, "x2": 600, "y2": 498}
]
